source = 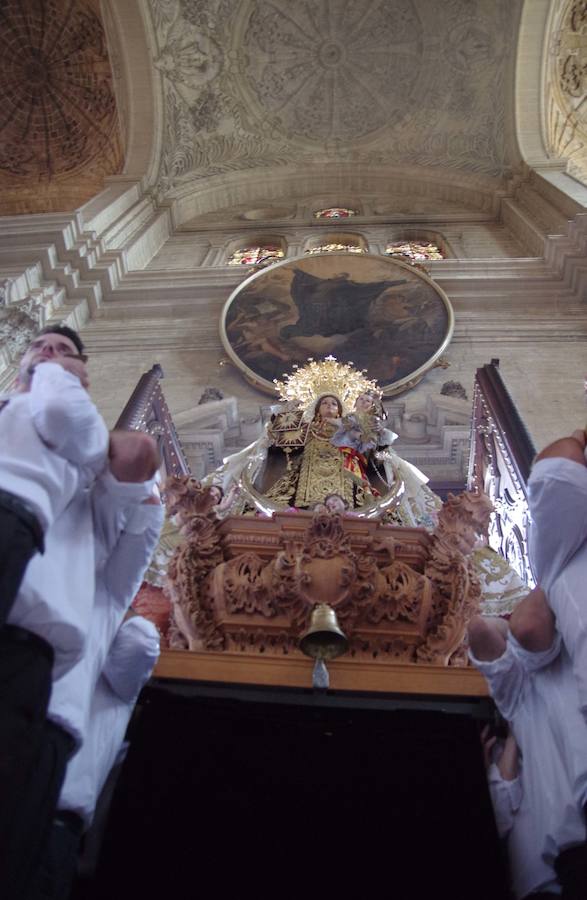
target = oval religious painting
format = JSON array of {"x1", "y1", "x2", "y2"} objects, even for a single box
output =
[{"x1": 220, "y1": 253, "x2": 454, "y2": 395}]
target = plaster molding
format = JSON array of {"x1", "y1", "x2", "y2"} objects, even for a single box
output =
[
  {"x1": 169, "y1": 164, "x2": 506, "y2": 225},
  {"x1": 516, "y1": 0, "x2": 553, "y2": 166},
  {"x1": 517, "y1": 0, "x2": 587, "y2": 201},
  {"x1": 102, "y1": 0, "x2": 162, "y2": 185}
]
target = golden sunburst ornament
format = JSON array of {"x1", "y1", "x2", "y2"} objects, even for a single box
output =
[{"x1": 273, "y1": 356, "x2": 381, "y2": 411}]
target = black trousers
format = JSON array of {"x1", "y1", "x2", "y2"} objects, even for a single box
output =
[
  {"x1": 523, "y1": 894, "x2": 559, "y2": 899},
  {"x1": 0, "y1": 496, "x2": 44, "y2": 627},
  {"x1": 0, "y1": 627, "x2": 73, "y2": 900},
  {"x1": 555, "y1": 842, "x2": 587, "y2": 900},
  {"x1": 29, "y1": 812, "x2": 84, "y2": 900}
]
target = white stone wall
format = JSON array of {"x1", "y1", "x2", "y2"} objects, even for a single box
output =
[
  {"x1": 145, "y1": 221, "x2": 527, "y2": 269},
  {"x1": 1, "y1": 176, "x2": 586, "y2": 474}
]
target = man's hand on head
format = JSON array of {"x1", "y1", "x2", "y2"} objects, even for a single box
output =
[{"x1": 41, "y1": 354, "x2": 90, "y2": 389}]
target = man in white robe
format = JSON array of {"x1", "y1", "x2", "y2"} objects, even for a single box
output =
[{"x1": 469, "y1": 590, "x2": 587, "y2": 899}]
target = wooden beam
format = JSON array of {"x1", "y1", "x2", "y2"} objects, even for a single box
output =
[{"x1": 154, "y1": 649, "x2": 489, "y2": 697}]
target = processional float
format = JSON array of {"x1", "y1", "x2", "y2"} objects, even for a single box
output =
[{"x1": 124, "y1": 254, "x2": 533, "y2": 694}]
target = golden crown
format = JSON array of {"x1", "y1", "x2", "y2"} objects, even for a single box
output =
[{"x1": 273, "y1": 356, "x2": 381, "y2": 411}]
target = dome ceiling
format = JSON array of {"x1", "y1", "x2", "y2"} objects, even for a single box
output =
[
  {"x1": 0, "y1": 0, "x2": 123, "y2": 215},
  {"x1": 149, "y1": 0, "x2": 522, "y2": 200}
]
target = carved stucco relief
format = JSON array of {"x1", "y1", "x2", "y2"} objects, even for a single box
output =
[
  {"x1": 148, "y1": 0, "x2": 519, "y2": 199},
  {"x1": 546, "y1": 0, "x2": 587, "y2": 185},
  {"x1": 0, "y1": 281, "x2": 43, "y2": 381}
]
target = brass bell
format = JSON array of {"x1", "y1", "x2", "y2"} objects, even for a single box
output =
[{"x1": 300, "y1": 603, "x2": 349, "y2": 661}]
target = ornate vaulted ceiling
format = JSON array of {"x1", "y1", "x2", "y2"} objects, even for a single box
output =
[
  {"x1": 0, "y1": 0, "x2": 525, "y2": 217},
  {"x1": 148, "y1": 0, "x2": 522, "y2": 205},
  {"x1": 0, "y1": 0, "x2": 123, "y2": 215},
  {"x1": 545, "y1": 0, "x2": 587, "y2": 186}
]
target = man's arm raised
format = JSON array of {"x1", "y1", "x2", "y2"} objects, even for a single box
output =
[
  {"x1": 92, "y1": 431, "x2": 161, "y2": 570},
  {"x1": 29, "y1": 359, "x2": 108, "y2": 470},
  {"x1": 509, "y1": 587, "x2": 556, "y2": 654},
  {"x1": 528, "y1": 428, "x2": 587, "y2": 592},
  {"x1": 535, "y1": 429, "x2": 587, "y2": 465},
  {"x1": 468, "y1": 615, "x2": 508, "y2": 662}
]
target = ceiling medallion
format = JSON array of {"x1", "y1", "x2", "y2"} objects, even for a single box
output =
[{"x1": 238, "y1": 0, "x2": 423, "y2": 142}]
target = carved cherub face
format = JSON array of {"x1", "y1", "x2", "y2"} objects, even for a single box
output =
[
  {"x1": 325, "y1": 494, "x2": 347, "y2": 514},
  {"x1": 209, "y1": 485, "x2": 223, "y2": 505},
  {"x1": 162, "y1": 476, "x2": 222, "y2": 523}
]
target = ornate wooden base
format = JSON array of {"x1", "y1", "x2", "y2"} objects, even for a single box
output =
[{"x1": 164, "y1": 478, "x2": 494, "y2": 668}]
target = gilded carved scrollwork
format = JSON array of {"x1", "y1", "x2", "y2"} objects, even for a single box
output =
[
  {"x1": 164, "y1": 476, "x2": 492, "y2": 666},
  {"x1": 220, "y1": 554, "x2": 275, "y2": 617}
]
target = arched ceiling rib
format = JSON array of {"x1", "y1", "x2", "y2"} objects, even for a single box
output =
[{"x1": 171, "y1": 163, "x2": 504, "y2": 227}]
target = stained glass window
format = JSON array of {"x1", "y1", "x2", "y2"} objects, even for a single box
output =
[
  {"x1": 313, "y1": 207, "x2": 356, "y2": 219},
  {"x1": 227, "y1": 245, "x2": 285, "y2": 265},
  {"x1": 306, "y1": 242, "x2": 365, "y2": 254},
  {"x1": 385, "y1": 241, "x2": 444, "y2": 261}
]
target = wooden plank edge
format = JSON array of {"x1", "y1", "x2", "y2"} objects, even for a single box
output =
[{"x1": 154, "y1": 649, "x2": 489, "y2": 697}]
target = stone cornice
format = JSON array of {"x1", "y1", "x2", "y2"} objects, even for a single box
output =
[
  {"x1": 178, "y1": 212, "x2": 499, "y2": 232},
  {"x1": 168, "y1": 163, "x2": 507, "y2": 225}
]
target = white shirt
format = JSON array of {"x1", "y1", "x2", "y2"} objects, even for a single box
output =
[
  {"x1": 0, "y1": 362, "x2": 108, "y2": 531},
  {"x1": 528, "y1": 457, "x2": 587, "y2": 592},
  {"x1": 486, "y1": 762, "x2": 522, "y2": 839},
  {"x1": 47, "y1": 478, "x2": 163, "y2": 745},
  {"x1": 488, "y1": 761, "x2": 561, "y2": 897},
  {"x1": 58, "y1": 616, "x2": 160, "y2": 827},
  {"x1": 9, "y1": 485, "x2": 96, "y2": 681},
  {"x1": 528, "y1": 457, "x2": 587, "y2": 717},
  {"x1": 470, "y1": 635, "x2": 587, "y2": 898}
]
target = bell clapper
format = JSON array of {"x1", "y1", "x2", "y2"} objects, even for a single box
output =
[{"x1": 312, "y1": 658, "x2": 330, "y2": 690}]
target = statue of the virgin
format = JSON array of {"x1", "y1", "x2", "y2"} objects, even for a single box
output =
[
  {"x1": 207, "y1": 357, "x2": 441, "y2": 527},
  {"x1": 148, "y1": 357, "x2": 528, "y2": 619}
]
